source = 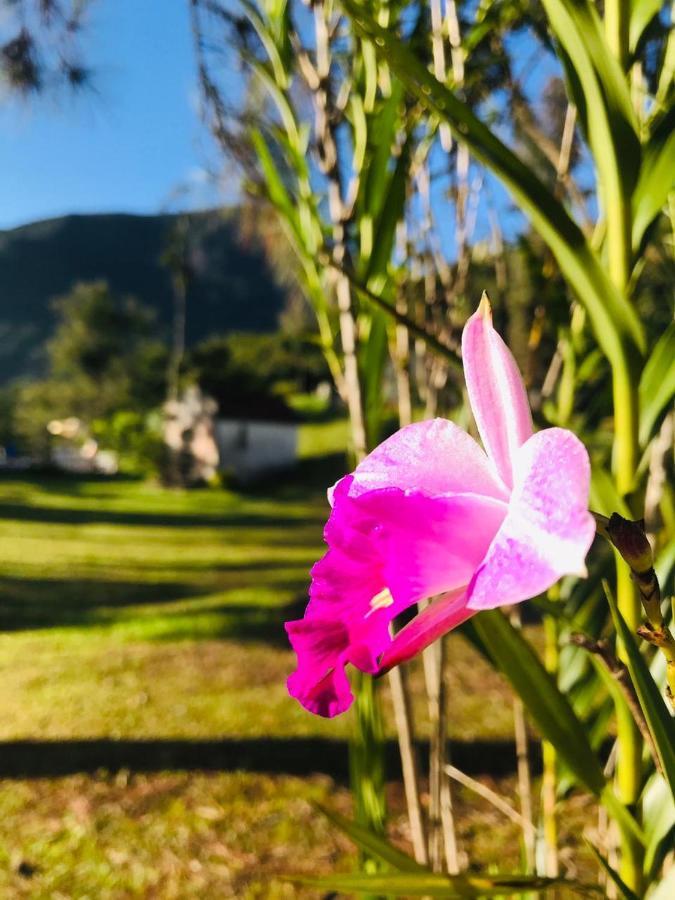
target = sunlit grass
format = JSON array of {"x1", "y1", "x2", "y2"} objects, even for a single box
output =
[{"x1": 0, "y1": 419, "x2": 573, "y2": 895}]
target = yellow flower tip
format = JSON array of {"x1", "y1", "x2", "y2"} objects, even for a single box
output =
[
  {"x1": 478, "y1": 292, "x2": 493, "y2": 321},
  {"x1": 366, "y1": 587, "x2": 394, "y2": 618}
]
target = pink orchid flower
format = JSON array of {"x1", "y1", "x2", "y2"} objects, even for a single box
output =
[{"x1": 285, "y1": 296, "x2": 595, "y2": 717}]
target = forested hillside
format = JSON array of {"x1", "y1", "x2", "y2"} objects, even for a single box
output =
[{"x1": 0, "y1": 210, "x2": 287, "y2": 382}]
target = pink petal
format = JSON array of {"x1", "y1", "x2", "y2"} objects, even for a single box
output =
[
  {"x1": 344, "y1": 418, "x2": 509, "y2": 502},
  {"x1": 286, "y1": 617, "x2": 354, "y2": 717},
  {"x1": 467, "y1": 428, "x2": 595, "y2": 611},
  {"x1": 287, "y1": 481, "x2": 506, "y2": 716},
  {"x1": 357, "y1": 488, "x2": 507, "y2": 607},
  {"x1": 379, "y1": 588, "x2": 474, "y2": 672},
  {"x1": 462, "y1": 295, "x2": 533, "y2": 488}
]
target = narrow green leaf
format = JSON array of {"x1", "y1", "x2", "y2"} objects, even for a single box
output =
[
  {"x1": 363, "y1": 133, "x2": 412, "y2": 284},
  {"x1": 315, "y1": 804, "x2": 425, "y2": 873},
  {"x1": 629, "y1": 0, "x2": 665, "y2": 52},
  {"x1": 361, "y1": 310, "x2": 389, "y2": 447},
  {"x1": 655, "y1": 536, "x2": 675, "y2": 591},
  {"x1": 239, "y1": 0, "x2": 289, "y2": 88},
  {"x1": 294, "y1": 871, "x2": 602, "y2": 896},
  {"x1": 639, "y1": 321, "x2": 675, "y2": 445},
  {"x1": 539, "y1": 0, "x2": 640, "y2": 195},
  {"x1": 590, "y1": 467, "x2": 632, "y2": 517},
  {"x1": 604, "y1": 582, "x2": 675, "y2": 798},
  {"x1": 585, "y1": 840, "x2": 640, "y2": 900},
  {"x1": 344, "y1": 267, "x2": 462, "y2": 368},
  {"x1": 472, "y1": 610, "x2": 644, "y2": 844},
  {"x1": 340, "y1": 0, "x2": 645, "y2": 366},
  {"x1": 472, "y1": 610, "x2": 606, "y2": 794},
  {"x1": 632, "y1": 108, "x2": 675, "y2": 253},
  {"x1": 643, "y1": 774, "x2": 675, "y2": 874}
]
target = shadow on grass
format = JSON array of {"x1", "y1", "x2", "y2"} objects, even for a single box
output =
[
  {"x1": 0, "y1": 737, "x2": 543, "y2": 781},
  {"x1": 0, "y1": 501, "x2": 324, "y2": 530},
  {"x1": 0, "y1": 576, "x2": 216, "y2": 631},
  {"x1": 0, "y1": 573, "x2": 308, "y2": 638}
]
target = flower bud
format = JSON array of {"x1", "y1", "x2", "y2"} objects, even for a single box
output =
[
  {"x1": 607, "y1": 513, "x2": 663, "y2": 627},
  {"x1": 606, "y1": 513, "x2": 653, "y2": 574}
]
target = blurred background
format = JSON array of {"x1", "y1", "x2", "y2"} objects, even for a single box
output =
[{"x1": 0, "y1": 0, "x2": 672, "y2": 897}]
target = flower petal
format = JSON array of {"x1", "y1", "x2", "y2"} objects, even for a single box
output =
[
  {"x1": 286, "y1": 610, "x2": 392, "y2": 717},
  {"x1": 357, "y1": 488, "x2": 507, "y2": 607},
  {"x1": 467, "y1": 428, "x2": 595, "y2": 611},
  {"x1": 379, "y1": 588, "x2": 473, "y2": 672},
  {"x1": 286, "y1": 617, "x2": 354, "y2": 717},
  {"x1": 344, "y1": 418, "x2": 508, "y2": 502},
  {"x1": 288, "y1": 480, "x2": 506, "y2": 715},
  {"x1": 462, "y1": 295, "x2": 533, "y2": 488}
]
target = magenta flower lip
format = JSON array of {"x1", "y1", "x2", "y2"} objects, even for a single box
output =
[{"x1": 286, "y1": 296, "x2": 596, "y2": 717}]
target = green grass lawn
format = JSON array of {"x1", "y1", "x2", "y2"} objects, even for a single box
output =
[{"x1": 0, "y1": 422, "x2": 551, "y2": 896}]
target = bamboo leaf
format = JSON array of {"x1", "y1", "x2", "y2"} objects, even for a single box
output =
[
  {"x1": 632, "y1": 108, "x2": 675, "y2": 253},
  {"x1": 342, "y1": 266, "x2": 462, "y2": 367},
  {"x1": 293, "y1": 870, "x2": 602, "y2": 896},
  {"x1": 585, "y1": 840, "x2": 640, "y2": 900},
  {"x1": 604, "y1": 582, "x2": 675, "y2": 798},
  {"x1": 250, "y1": 129, "x2": 301, "y2": 237},
  {"x1": 639, "y1": 321, "x2": 675, "y2": 446},
  {"x1": 472, "y1": 610, "x2": 606, "y2": 794},
  {"x1": 361, "y1": 310, "x2": 389, "y2": 447},
  {"x1": 590, "y1": 467, "x2": 632, "y2": 517},
  {"x1": 315, "y1": 804, "x2": 426, "y2": 872},
  {"x1": 340, "y1": 0, "x2": 645, "y2": 367},
  {"x1": 239, "y1": 0, "x2": 289, "y2": 87},
  {"x1": 363, "y1": 133, "x2": 411, "y2": 284},
  {"x1": 629, "y1": 0, "x2": 665, "y2": 52},
  {"x1": 472, "y1": 610, "x2": 644, "y2": 844},
  {"x1": 643, "y1": 774, "x2": 675, "y2": 875}
]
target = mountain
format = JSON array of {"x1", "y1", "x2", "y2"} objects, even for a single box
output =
[{"x1": 0, "y1": 209, "x2": 288, "y2": 384}]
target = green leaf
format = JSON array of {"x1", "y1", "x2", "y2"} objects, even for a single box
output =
[
  {"x1": 590, "y1": 467, "x2": 632, "y2": 517},
  {"x1": 585, "y1": 840, "x2": 640, "y2": 900},
  {"x1": 472, "y1": 610, "x2": 644, "y2": 844},
  {"x1": 340, "y1": 0, "x2": 645, "y2": 369},
  {"x1": 643, "y1": 774, "x2": 675, "y2": 875},
  {"x1": 655, "y1": 536, "x2": 675, "y2": 591},
  {"x1": 294, "y1": 871, "x2": 602, "y2": 897},
  {"x1": 629, "y1": 0, "x2": 665, "y2": 52},
  {"x1": 538, "y1": 0, "x2": 640, "y2": 196},
  {"x1": 604, "y1": 582, "x2": 675, "y2": 798},
  {"x1": 361, "y1": 310, "x2": 389, "y2": 448},
  {"x1": 639, "y1": 321, "x2": 675, "y2": 446},
  {"x1": 363, "y1": 132, "x2": 412, "y2": 284},
  {"x1": 632, "y1": 108, "x2": 675, "y2": 253},
  {"x1": 315, "y1": 804, "x2": 425, "y2": 873},
  {"x1": 239, "y1": 0, "x2": 290, "y2": 88},
  {"x1": 473, "y1": 610, "x2": 606, "y2": 794}
]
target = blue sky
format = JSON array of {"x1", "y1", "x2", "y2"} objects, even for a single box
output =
[
  {"x1": 0, "y1": 0, "x2": 224, "y2": 230},
  {"x1": 0, "y1": 1, "x2": 577, "y2": 255}
]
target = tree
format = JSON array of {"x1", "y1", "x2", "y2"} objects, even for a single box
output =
[
  {"x1": 0, "y1": 0, "x2": 95, "y2": 95},
  {"x1": 14, "y1": 281, "x2": 167, "y2": 455}
]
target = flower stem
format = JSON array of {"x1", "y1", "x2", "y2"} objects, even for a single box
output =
[{"x1": 611, "y1": 364, "x2": 644, "y2": 894}]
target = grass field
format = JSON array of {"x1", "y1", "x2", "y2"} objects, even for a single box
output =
[{"x1": 0, "y1": 422, "x2": 568, "y2": 897}]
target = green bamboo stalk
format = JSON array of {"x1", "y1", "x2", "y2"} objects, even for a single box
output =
[
  {"x1": 603, "y1": 0, "x2": 644, "y2": 882},
  {"x1": 610, "y1": 252, "x2": 644, "y2": 900},
  {"x1": 542, "y1": 614, "x2": 560, "y2": 879}
]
